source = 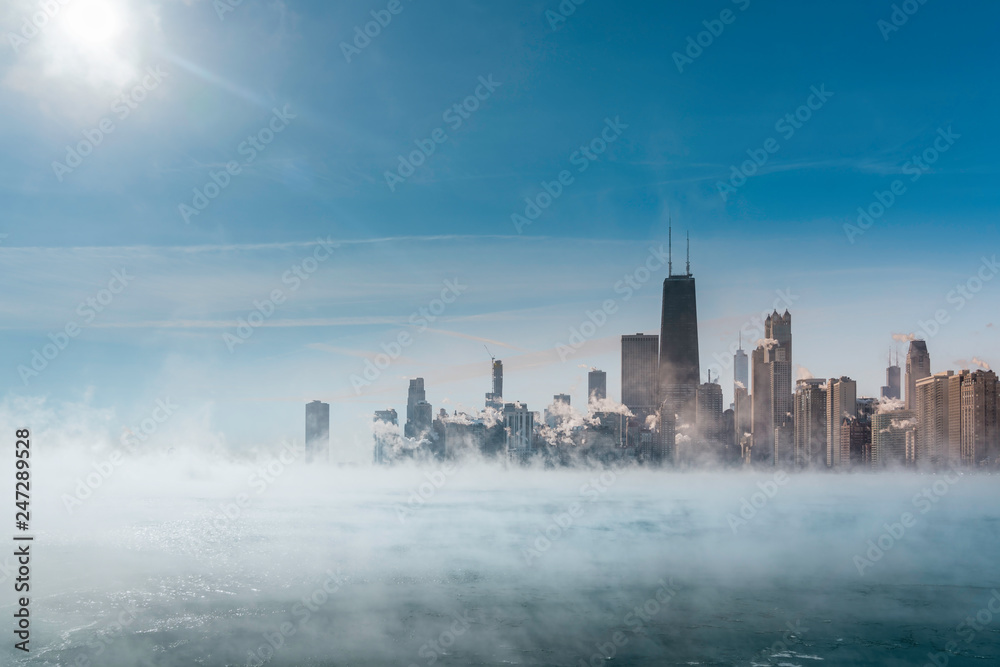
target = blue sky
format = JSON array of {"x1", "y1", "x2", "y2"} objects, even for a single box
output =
[{"x1": 1, "y1": 0, "x2": 998, "y2": 460}]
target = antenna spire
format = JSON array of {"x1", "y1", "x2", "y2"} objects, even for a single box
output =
[
  {"x1": 686, "y1": 231, "x2": 691, "y2": 276},
  {"x1": 668, "y1": 216, "x2": 673, "y2": 277}
]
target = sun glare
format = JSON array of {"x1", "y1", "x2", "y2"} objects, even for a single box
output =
[
  {"x1": 39, "y1": 0, "x2": 139, "y2": 90},
  {"x1": 60, "y1": 0, "x2": 125, "y2": 52}
]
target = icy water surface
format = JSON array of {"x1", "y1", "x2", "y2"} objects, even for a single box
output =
[{"x1": 3, "y1": 460, "x2": 999, "y2": 666}]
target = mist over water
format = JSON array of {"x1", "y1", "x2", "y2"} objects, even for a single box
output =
[{"x1": 2, "y1": 432, "x2": 999, "y2": 667}]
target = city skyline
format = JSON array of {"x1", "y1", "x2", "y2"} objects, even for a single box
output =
[
  {"x1": 2, "y1": 0, "x2": 998, "y2": 464},
  {"x1": 361, "y1": 262, "x2": 998, "y2": 469},
  {"x1": 4, "y1": 1, "x2": 998, "y2": 664},
  {"x1": 7, "y1": 229, "x2": 998, "y2": 463}
]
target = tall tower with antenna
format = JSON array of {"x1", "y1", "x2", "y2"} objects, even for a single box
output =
[
  {"x1": 734, "y1": 332, "x2": 749, "y2": 392},
  {"x1": 659, "y1": 219, "x2": 701, "y2": 463},
  {"x1": 484, "y1": 345, "x2": 503, "y2": 411},
  {"x1": 881, "y1": 344, "x2": 902, "y2": 401}
]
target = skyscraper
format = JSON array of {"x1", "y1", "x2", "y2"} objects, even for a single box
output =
[
  {"x1": 872, "y1": 409, "x2": 915, "y2": 468},
  {"x1": 765, "y1": 311, "x2": 793, "y2": 465},
  {"x1": 751, "y1": 346, "x2": 772, "y2": 463},
  {"x1": 793, "y1": 379, "x2": 827, "y2": 468},
  {"x1": 694, "y1": 380, "x2": 724, "y2": 462},
  {"x1": 504, "y1": 402, "x2": 534, "y2": 462},
  {"x1": 373, "y1": 408, "x2": 398, "y2": 465},
  {"x1": 305, "y1": 400, "x2": 330, "y2": 462},
  {"x1": 486, "y1": 360, "x2": 503, "y2": 411},
  {"x1": 826, "y1": 377, "x2": 857, "y2": 468},
  {"x1": 733, "y1": 384, "x2": 751, "y2": 463},
  {"x1": 733, "y1": 336, "x2": 751, "y2": 463},
  {"x1": 915, "y1": 371, "x2": 953, "y2": 468},
  {"x1": 841, "y1": 416, "x2": 872, "y2": 467},
  {"x1": 545, "y1": 394, "x2": 571, "y2": 428},
  {"x1": 734, "y1": 335, "x2": 749, "y2": 394},
  {"x1": 856, "y1": 397, "x2": 878, "y2": 424},
  {"x1": 405, "y1": 378, "x2": 432, "y2": 440},
  {"x1": 960, "y1": 370, "x2": 999, "y2": 466},
  {"x1": 748, "y1": 311, "x2": 793, "y2": 465},
  {"x1": 622, "y1": 333, "x2": 660, "y2": 455},
  {"x1": 881, "y1": 351, "x2": 901, "y2": 401},
  {"x1": 588, "y1": 369, "x2": 607, "y2": 405},
  {"x1": 905, "y1": 340, "x2": 931, "y2": 410},
  {"x1": 659, "y1": 230, "x2": 700, "y2": 444},
  {"x1": 947, "y1": 371, "x2": 969, "y2": 465}
]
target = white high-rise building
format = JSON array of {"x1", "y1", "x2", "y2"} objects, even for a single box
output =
[
  {"x1": 905, "y1": 340, "x2": 931, "y2": 410},
  {"x1": 915, "y1": 371, "x2": 955, "y2": 468},
  {"x1": 826, "y1": 377, "x2": 857, "y2": 468},
  {"x1": 504, "y1": 403, "x2": 534, "y2": 462},
  {"x1": 794, "y1": 379, "x2": 826, "y2": 468}
]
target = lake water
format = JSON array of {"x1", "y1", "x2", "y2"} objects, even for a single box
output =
[{"x1": 3, "y1": 456, "x2": 999, "y2": 666}]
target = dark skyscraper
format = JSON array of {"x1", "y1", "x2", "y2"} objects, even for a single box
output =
[
  {"x1": 622, "y1": 334, "x2": 659, "y2": 414},
  {"x1": 905, "y1": 340, "x2": 931, "y2": 410},
  {"x1": 486, "y1": 360, "x2": 503, "y2": 410},
  {"x1": 305, "y1": 400, "x2": 330, "y2": 462},
  {"x1": 734, "y1": 334, "x2": 749, "y2": 393},
  {"x1": 733, "y1": 334, "x2": 751, "y2": 463},
  {"x1": 881, "y1": 349, "x2": 901, "y2": 401},
  {"x1": 765, "y1": 310, "x2": 793, "y2": 465},
  {"x1": 751, "y1": 346, "x2": 772, "y2": 463},
  {"x1": 588, "y1": 369, "x2": 607, "y2": 405},
  {"x1": 659, "y1": 230, "x2": 700, "y2": 438},
  {"x1": 622, "y1": 333, "x2": 660, "y2": 455},
  {"x1": 694, "y1": 380, "x2": 724, "y2": 462},
  {"x1": 794, "y1": 379, "x2": 827, "y2": 468},
  {"x1": 405, "y1": 378, "x2": 432, "y2": 439}
]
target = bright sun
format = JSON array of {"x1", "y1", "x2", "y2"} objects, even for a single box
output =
[
  {"x1": 40, "y1": 0, "x2": 137, "y2": 89},
  {"x1": 60, "y1": 0, "x2": 125, "y2": 52}
]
